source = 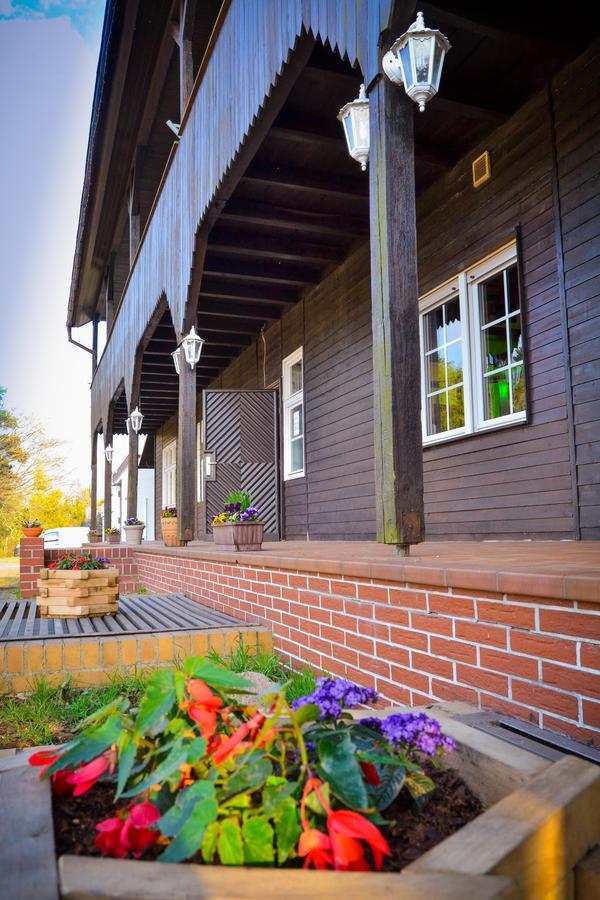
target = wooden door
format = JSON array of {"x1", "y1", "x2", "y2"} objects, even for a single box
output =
[{"x1": 203, "y1": 389, "x2": 280, "y2": 538}]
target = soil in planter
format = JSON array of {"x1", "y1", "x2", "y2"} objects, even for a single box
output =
[{"x1": 53, "y1": 763, "x2": 482, "y2": 870}]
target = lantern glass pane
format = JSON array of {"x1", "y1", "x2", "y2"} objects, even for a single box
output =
[
  {"x1": 432, "y1": 41, "x2": 445, "y2": 89},
  {"x1": 183, "y1": 340, "x2": 195, "y2": 366},
  {"x1": 400, "y1": 43, "x2": 413, "y2": 87},
  {"x1": 342, "y1": 111, "x2": 354, "y2": 153},
  {"x1": 414, "y1": 35, "x2": 433, "y2": 84},
  {"x1": 354, "y1": 108, "x2": 369, "y2": 146}
]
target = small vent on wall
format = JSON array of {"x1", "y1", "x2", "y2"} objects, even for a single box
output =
[{"x1": 472, "y1": 151, "x2": 491, "y2": 189}]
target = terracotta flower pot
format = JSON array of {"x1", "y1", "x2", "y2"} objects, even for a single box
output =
[
  {"x1": 161, "y1": 517, "x2": 184, "y2": 547},
  {"x1": 87, "y1": 531, "x2": 101, "y2": 544},
  {"x1": 213, "y1": 522, "x2": 264, "y2": 551},
  {"x1": 106, "y1": 533, "x2": 121, "y2": 544},
  {"x1": 22, "y1": 527, "x2": 43, "y2": 538},
  {"x1": 123, "y1": 525, "x2": 145, "y2": 546}
]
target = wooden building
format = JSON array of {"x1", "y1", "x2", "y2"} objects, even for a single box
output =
[{"x1": 68, "y1": 0, "x2": 600, "y2": 548}]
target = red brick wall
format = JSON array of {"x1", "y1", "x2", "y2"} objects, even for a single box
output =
[
  {"x1": 135, "y1": 552, "x2": 600, "y2": 748},
  {"x1": 19, "y1": 537, "x2": 45, "y2": 598},
  {"x1": 19, "y1": 542, "x2": 140, "y2": 596}
]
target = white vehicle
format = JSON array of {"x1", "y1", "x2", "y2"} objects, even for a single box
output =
[{"x1": 40, "y1": 527, "x2": 91, "y2": 550}]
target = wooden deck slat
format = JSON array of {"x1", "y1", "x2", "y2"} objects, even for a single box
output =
[{"x1": 0, "y1": 593, "x2": 251, "y2": 642}]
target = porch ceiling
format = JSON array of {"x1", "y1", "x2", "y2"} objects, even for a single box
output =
[{"x1": 120, "y1": 5, "x2": 588, "y2": 436}]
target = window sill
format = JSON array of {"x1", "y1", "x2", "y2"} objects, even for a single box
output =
[
  {"x1": 423, "y1": 413, "x2": 528, "y2": 450},
  {"x1": 284, "y1": 471, "x2": 305, "y2": 482}
]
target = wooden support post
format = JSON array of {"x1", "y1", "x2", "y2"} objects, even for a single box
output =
[
  {"x1": 177, "y1": 359, "x2": 196, "y2": 542},
  {"x1": 105, "y1": 253, "x2": 115, "y2": 333},
  {"x1": 126, "y1": 427, "x2": 138, "y2": 520},
  {"x1": 103, "y1": 429, "x2": 113, "y2": 531},
  {"x1": 90, "y1": 431, "x2": 98, "y2": 533},
  {"x1": 368, "y1": 77, "x2": 424, "y2": 551},
  {"x1": 91, "y1": 314, "x2": 99, "y2": 375},
  {"x1": 128, "y1": 148, "x2": 144, "y2": 266},
  {"x1": 178, "y1": 0, "x2": 197, "y2": 117}
]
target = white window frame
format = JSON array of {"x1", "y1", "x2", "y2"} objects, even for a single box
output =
[
  {"x1": 419, "y1": 241, "x2": 525, "y2": 446},
  {"x1": 282, "y1": 347, "x2": 305, "y2": 480},
  {"x1": 162, "y1": 439, "x2": 177, "y2": 507},
  {"x1": 196, "y1": 422, "x2": 204, "y2": 502}
]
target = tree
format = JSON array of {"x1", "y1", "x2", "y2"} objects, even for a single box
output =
[{"x1": 0, "y1": 386, "x2": 26, "y2": 549}]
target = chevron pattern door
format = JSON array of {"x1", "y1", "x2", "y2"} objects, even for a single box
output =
[{"x1": 203, "y1": 390, "x2": 280, "y2": 537}]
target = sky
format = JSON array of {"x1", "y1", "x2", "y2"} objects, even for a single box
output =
[{"x1": 0, "y1": 0, "x2": 106, "y2": 488}]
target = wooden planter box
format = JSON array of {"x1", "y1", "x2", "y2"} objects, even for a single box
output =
[
  {"x1": 161, "y1": 517, "x2": 184, "y2": 547},
  {"x1": 36, "y1": 567, "x2": 119, "y2": 617},
  {"x1": 106, "y1": 533, "x2": 121, "y2": 544},
  {"x1": 213, "y1": 521, "x2": 264, "y2": 550},
  {"x1": 3, "y1": 710, "x2": 599, "y2": 899}
]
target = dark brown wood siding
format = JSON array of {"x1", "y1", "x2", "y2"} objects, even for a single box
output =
[
  {"x1": 553, "y1": 42, "x2": 600, "y2": 539},
  {"x1": 417, "y1": 86, "x2": 577, "y2": 540}
]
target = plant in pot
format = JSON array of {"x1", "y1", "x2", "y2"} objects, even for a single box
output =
[
  {"x1": 31, "y1": 662, "x2": 458, "y2": 869},
  {"x1": 212, "y1": 491, "x2": 263, "y2": 550},
  {"x1": 160, "y1": 506, "x2": 184, "y2": 547},
  {"x1": 87, "y1": 526, "x2": 101, "y2": 544},
  {"x1": 105, "y1": 527, "x2": 121, "y2": 544},
  {"x1": 22, "y1": 518, "x2": 43, "y2": 538},
  {"x1": 38, "y1": 552, "x2": 118, "y2": 617},
  {"x1": 123, "y1": 517, "x2": 145, "y2": 545}
]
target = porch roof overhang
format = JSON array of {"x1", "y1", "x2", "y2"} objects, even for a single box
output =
[{"x1": 87, "y1": 0, "x2": 590, "y2": 435}]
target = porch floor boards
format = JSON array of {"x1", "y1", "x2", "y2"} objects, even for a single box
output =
[
  {"x1": 0, "y1": 592, "x2": 251, "y2": 642},
  {"x1": 134, "y1": 540, "x2": 600, "y2": 603}
]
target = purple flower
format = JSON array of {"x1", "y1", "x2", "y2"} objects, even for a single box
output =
[
  {"x1": 291, "y1": 677, "x2": 378, "y2": 720},
  {"x1": 376, "y1": 712, "x2": 455, "y2": 758},
  {"x1": 235, "y1": 502, "x2": 242, "y2": 511}
]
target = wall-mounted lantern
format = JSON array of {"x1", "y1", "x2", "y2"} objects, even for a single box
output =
[
  {"x1": 171, "y1": 346, "x2": 182, "y2": 375},
  {"x1": 128, "y1": 407, "x2": 144, "y2": 434},
  {"x1": 338, "y1": 84, "x2": 370, "y2": 171},
  {"x1": 105, "y1": 445, "x2": 113, "y2": 463},
  {"x1": 382, "y1": 11, "x2": 451, "y2": 112},
  {"x1": 181, "y1": 325, "x2": 204, "y2": 370}
]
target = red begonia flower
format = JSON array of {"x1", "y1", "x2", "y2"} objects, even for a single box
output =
[
  {"x1": 28, "y1": 749, "x2": 63, "y2": 777},
  {"x1": 67, "y1": 755, "x2": 110, "y2": 796},
  {"x1": 187, "y1": 679, "x2": 223, "y2": 739},
  {"x1": 95, "y1": 803, "x2": 160, "y2": 859},
  {"x1": 95, "y1": 817, "x2": 128, "y2": 858},
  {"x1": 188, "y1": 679, "x2": 222, "y2": 708},
  {"x1": 212, "y1": 711, "x2": 265, "y2": 765},
  {"x1": 298, "y1": 828, "x2": 333, "y2": 869},
  {"x1": 359, "y1": 760, "x2": 380, "y2": 786},
  {"x1": 327, "y1": 809, "x2": 391, "y2": 871},
  {"x1": 48, "y1": 563, "x2": 56, "y2": 569}
]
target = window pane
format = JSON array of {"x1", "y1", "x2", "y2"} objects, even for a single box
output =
[
  {"x1": 509, "y1": 314, "x2": 523, "y2": 363},
  {"x1": 482, "y1": 322, "x2": 508, "y2": 371},
  {"x1": 289, "y1": 403, "x2": 303, "y2": 438},
  {"x1": 444, "y1": 297, "x2": 461, "y2": 343},
  {"x1": 448, "y1": 385, "x2": 465, "y2": 430},
  {"x1": 290, "y1": 360, "x2": 303, "y2": 394},
  {"x1": 511, "y1": 364, "x2": 525, "y2": 413},
  {"x1": 427, "y1": 392, "x2": 448, "y2": 435},
  {"x1": 426, "y1": 350, "x2": 446, "y2": 392},
  {"x1": 506, "y1": 264, "x2": 520, "y2": 314},
  {"x1": 424, "y1": 306, "x2": 444, "y2": 351},
  {"x1": 484, "y1": 370, "x2": 511, "y2": 420},
  {"x1": 445, "y1": 341, "x2": 463, "y2": 386},
  {"x1": 290, "y1": 436, "x2": 304, "y2": 473},
  {"x1": 479, "y1": 271, "x2": 506, "y2": 325}
]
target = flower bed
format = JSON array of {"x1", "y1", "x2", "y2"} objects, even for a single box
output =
[{"x1": 37, "y1": 553, "x2": 118, "y2": 617}]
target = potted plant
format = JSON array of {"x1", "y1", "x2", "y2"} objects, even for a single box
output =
[
  {"x1": 123, "y1": 517, "x2": 145, "y2": 545},
  {"x1": 30, "y1": 665, "x2": 458, "y2": 869},
  {"x1": 37, "y1": 552, "x2": 118, "y2": 617},
  {"x1": 105, "y1": 527, "x2": 121, "y2": 544},
  {"x1": 160, "y1": 506, "x2": 183, "y2": 547},
  {"x1": 87, "y1": 528, "x2": 101, "y2": 544},
  {"x1": 212, "y1": 491, "x2": 264, "y2": 550},
  {"x1": 22, "y1": 518, "x2": 43, "y2": 538}
]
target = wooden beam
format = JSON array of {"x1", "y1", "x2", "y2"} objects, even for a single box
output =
[
  {"x1": 105, "y1": 253, "x2": 116, "y2": 332},
  {"x1": 103, "y1": 410, "x2": 113, "y2": 531},
  {"x1": 178, "y1": 0, "x2": 197, "y2": 117},
  {"x1": 203, "y1": 256, "x2": 320, "y2": 287},
  {"x1": 197, "y1": 299, "x2": 284, "y2": 320},
  {"x1": 126, "y1": 428, "x2": 139, "y2": 520},
  {"x1": 208, "y1": 229, "x2": 346, "y2": 265},
  {"x1": 430, "y1": 94, "x2": 510, "y2": 125},
  {"x1": 91, "y1": 315, "x2": 99, "y2": 375},
  {"x1": 128, "y1": 146, "x2": 145, "y2": 266},
  {"x1": 200, "y1": 278, "x2": 299, "y2": 305},
  {"x1": 368, "y1": 77, "x2": 424, "y2": 551},
  {"x1": 269, "y1": 125, "x2": 343, "y2": 152},
  {"x1": 241, "y1": 165, "x2": 367, "y2": 202},
  {"x1": 177, "y1": 359, "x2": 196, "y2": 542},
  {"x1": 219, "y1": 200, "x2": 368, "y2": 238}
]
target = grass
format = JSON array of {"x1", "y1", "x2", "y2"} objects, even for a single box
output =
[
  {"x1": 0, "y1": 644, "x2": 317, "y2": 749},
  {"x1": 0, "y1": 672, "x2": 147, "y2": 749},
  {"x1": 0, "y1": 556, "x2": 19, "y2": 589}
]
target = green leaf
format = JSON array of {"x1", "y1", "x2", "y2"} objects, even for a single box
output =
[
  {"x1": 186, "y1": 736, "x2": 207, "y2": 763},
  {"x1": 217, "y1": 818, "x2": 244, "y2": 866},
  {"x1": 123, "y1": 738, "x2": 192, "y2": 797},
  {"x1": 262, "y1": 780, "x2": 297, "y2": 818},
  {"x1": 159, "y1": 793, "x2": 218, "y2": 863},
  {"x1": 174, "y1": 670, "x2": 186, "y2": 705},
  {"x1": 115, "y1": 734, "x2": 137, "y2": 799},
  {"x1": 221, "y1": 756, "x2": 272, "y2": 800},
  {"x1": 405, "y1": 771, "x2": 435, "y2": 809},
  {"x1": 317, "y1": 733, "x2": 369, "y2": 811},
  {"x1": 242, "y1": 817, "x2": 275, "y2": 865},
  {"x1": 305, "y1": 781, "x2": 331, "y2": 817},
  {"x1": 79, "y1": 696, "x2": 129, "y2": 729},
  {"x1": 221, "y1": 793, "x2": 251, "y2": 809},
  {"x1": 46, "y1": 713, "x2": 123, "y2": 776},
  {"x1": 274, "y1": 797, "x2": 301, "y2": 864},
  {"x1": 183, "y1": 658, "x2": 252, "y2": 691},
  {"x1": 135, "y1": 669, "x2": 177, "y2": 736},
  {"x1": 158, "y1": 780, "x2": 216, "y2": 837},
  {"x1": 358, "y1": 750, "x2": 406, "y2": 767},
  {"x1": 201, "y1": 822, "x2": 219, "y2": 863},
  {"x1": 291, "y1": 703, "x2": 321, "y2": 726},
  {"x1": 374, "y1": 764, "x2": 406, "y2": 811}
]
